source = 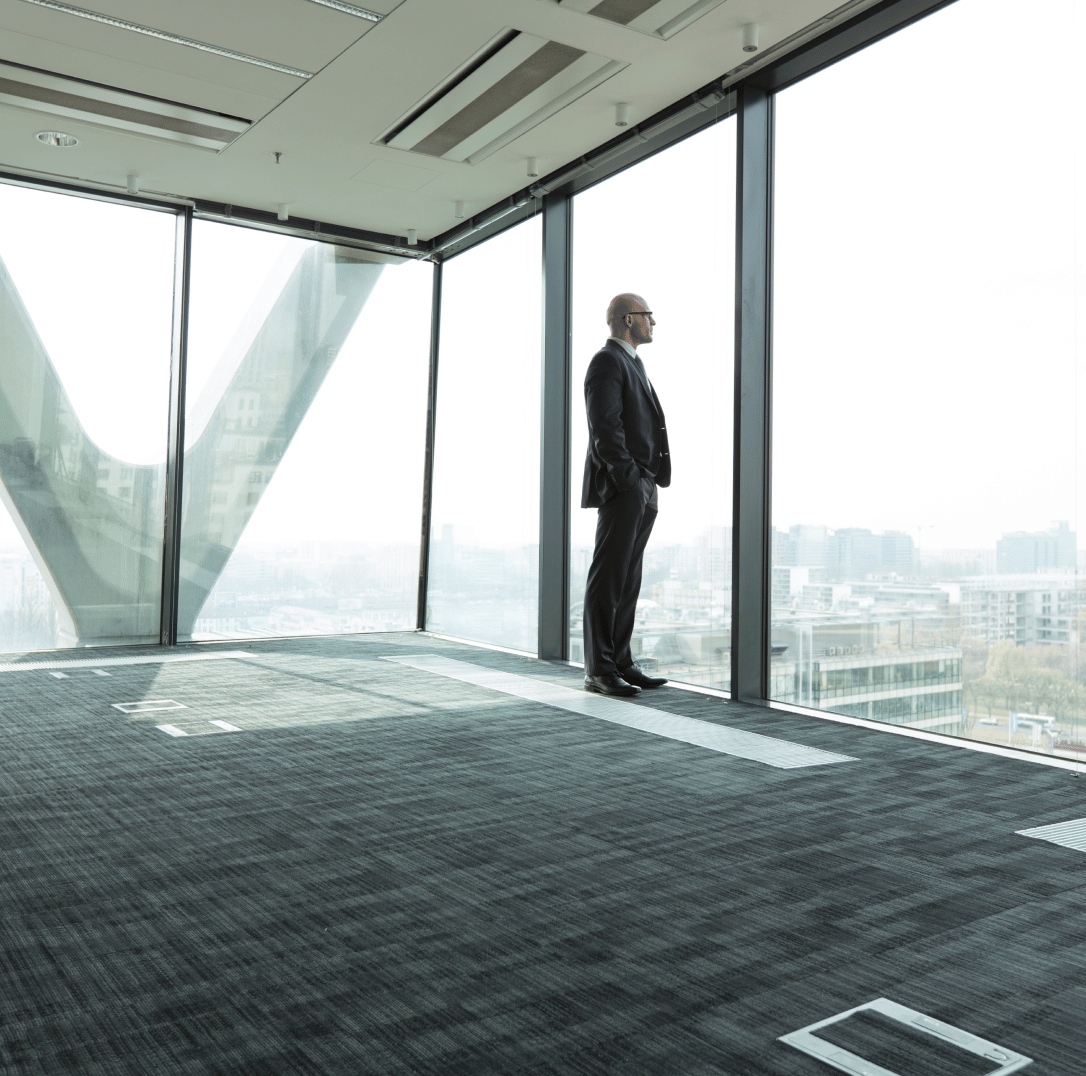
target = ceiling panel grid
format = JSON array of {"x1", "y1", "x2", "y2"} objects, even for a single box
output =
[{"x1": 0, "y1": 0, "x2": 884, "y2": 242}]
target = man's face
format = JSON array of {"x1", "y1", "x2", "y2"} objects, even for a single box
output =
[{"x1": 626, "y1": 298, "x2": 655, "y2": 347}]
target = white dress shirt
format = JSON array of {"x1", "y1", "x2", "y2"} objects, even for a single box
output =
[
  {"x1": 608, "y1": 336, "x2": 655, "y2": 395},
  {"x1": 607, "y1": 336, "x2": 637, "y2": 359}
]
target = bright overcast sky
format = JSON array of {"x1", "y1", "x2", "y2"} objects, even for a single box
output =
[{"x1": 772, "y1": 0, "x2": 1085, "y2": 551}]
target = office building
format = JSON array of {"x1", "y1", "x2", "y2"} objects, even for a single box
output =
[
  {"x1": 0, "y1": 0, "x2": 1081, "y2": 1071},
  {"x1": 771, "y1": 641, "x2": 963, "y2": 734},
  {"x1": 996, "y1": 521, "x2": 1077, "y2": 574},
  {"x1": 827, "y1": 527, "x2": 918, "y2": 580},
  {"x1": 774, "y1": 523, "x2": 830, "y2": 566},
  {"x1": 775, "y1": 524, "x2": 917, "y2": 579}
]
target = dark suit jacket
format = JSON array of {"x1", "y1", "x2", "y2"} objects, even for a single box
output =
[{"x1": 581, "y1": 340, "x2": 671, "y2": 509}]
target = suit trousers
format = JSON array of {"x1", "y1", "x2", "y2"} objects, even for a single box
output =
[{"x1": 583, "y1": 476, "x2": 658, "y2": 676}]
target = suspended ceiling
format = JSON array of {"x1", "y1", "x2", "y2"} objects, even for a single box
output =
[{"x1": 0, "y1": 0, "x2": 877, "y2": 241}]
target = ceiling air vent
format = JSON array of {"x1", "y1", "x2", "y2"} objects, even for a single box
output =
[
  {"x1": 381, "y1": 30, "x2": 625, "y2": 165},
  {"x1": 0, "y1": 60, "x2": 250, "y2": 152},
  {"x1": 553, "y1": 0, "x2": 729, "y2": 40}
]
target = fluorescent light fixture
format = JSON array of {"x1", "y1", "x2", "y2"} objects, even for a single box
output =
[
  {"x1": 16, "y1": 0, "x2": 313, "y2": 78},
  {"x1": 4, "y1": 61, "x2": 251, "y2": 152},
  {"x1": 304, "y1": 0, "x2": 384, "y2": 21}
]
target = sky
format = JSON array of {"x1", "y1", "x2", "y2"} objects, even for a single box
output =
[
  {"x1": 0, "y1": 0, "x2": 1083, "y2": 574},
  {"x1": 772, "y1": 0, "x2": 1086, "y2": 551}
]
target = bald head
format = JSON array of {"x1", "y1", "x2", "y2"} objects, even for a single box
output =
[
  {"x1": 606, "y1": 292, "x2": 655, "y2": 350},
  {"x1": 606, "y1": 293, "x2": 643, "y2": 334}
]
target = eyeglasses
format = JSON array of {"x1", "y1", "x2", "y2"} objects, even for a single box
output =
[{"x1": 627, "y1": 311, "x2": 653, "y2": 318}]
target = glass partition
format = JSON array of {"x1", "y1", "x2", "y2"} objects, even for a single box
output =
[
  {"x1": 0, "y1": 182, "x2": 175, "y2": 649},
  {"x1": 180, "y1": 221, "x2": 431, "y2": 640},
  {"x1": 427, "y1": 217, "x2": 543, "y2": 651},
  {"x1": 771, "y1": 0, "x2": 1086, "y2": 758},
  {"x1": 569, "y1": 119, "x2": 735, "y2": 689}
]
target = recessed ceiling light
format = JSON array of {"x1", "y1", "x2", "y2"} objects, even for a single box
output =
[
  {"x1": 36, "y1": 130, "x2": 79, "y2": 147},
  {"x1": 6, "y1": 62, "x2": 249, "y2": 152}
]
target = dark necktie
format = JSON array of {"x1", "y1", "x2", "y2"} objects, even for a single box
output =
[{"x1": 632, "y1": 354, "x2": 659, "y2": 409}]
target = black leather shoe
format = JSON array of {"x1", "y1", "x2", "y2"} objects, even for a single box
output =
[
  {"x1": 584, "y1": 673, "x2": 640, "y2": 697},
  {"x1": 619, "y1": 663, "x2": 668, "y2": 689}
]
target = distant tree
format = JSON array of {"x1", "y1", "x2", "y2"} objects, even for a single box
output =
[
  {"x1": 973, "y1": 675, "x2": 1000, "y2": 720},
  {"x1": 960, "y1": 705, "x2": 978, "y2": 736},
  {"x1": 961, "y1": 644, "x2": 987, "y2": 711},
  {"x1": 1022, "y1": 665, "x2": 1063, "y2": 716},
  {"x1": 986, "y1": 640, "x2": 1030, "y2": 712},
  {"x1": 979, "y1": 642, "x2": 1086, "y2": 746}
]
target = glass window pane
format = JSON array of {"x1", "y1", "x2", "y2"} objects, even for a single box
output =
[
  {"x1": 570, "y1": 120, "x2": 735, "y2": 688},
  {"x1": 181, "y1": 221, "x2": 431, "y2": 640},
  {"x1": 0, "y1": 182, "x2": 174, "y2": 649},
  {"x1": 771, "y1": 0, "x2": 1085, "y2": 757},
  {"x1": 427, "y1": 217, "x2": 542, "y2": 652}
]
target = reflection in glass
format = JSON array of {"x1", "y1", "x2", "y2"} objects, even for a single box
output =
[
  {"x1": 427, "y1": 217, "x2": 542, "y2": 651},
  {"x1": 771, "y1": 0, "x2": 1086, "y2": 758},
  {"x1": 569, "y1": 120, "x2": 735, "y2": 689},
  {"x1": 0, "y1": 183, "x2": 174, "y2": 647},
  {"x1": 181, "y1": 222, "x2": 431, "y2": 640}
]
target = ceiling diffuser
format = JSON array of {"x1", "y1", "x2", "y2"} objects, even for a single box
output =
[
  {"x1": 381, "y1": 30, "x2": 625, "y2": 165},
  {"x1": 0, "y1": 60, "x2": 250, "y2": 152},
  {"x1": 553, "y1": 0, "x2": 730, "y2": 40}
]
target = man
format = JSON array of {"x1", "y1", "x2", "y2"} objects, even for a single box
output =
[{"x1": 581, "y1": 293, "x2": 671, "y2": 697}]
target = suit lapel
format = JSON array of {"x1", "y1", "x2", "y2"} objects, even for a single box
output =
[{"x1": 608, "y1": 341, "x2": 660, "y2": 417}]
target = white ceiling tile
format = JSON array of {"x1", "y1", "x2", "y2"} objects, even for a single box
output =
[
  {"x1": 0, "y1": 0, "x2": 886, "y2": 239},
  {"x1": 0, "y1": 24, "x2": 283, "y2": 118},
  {"x1": 5, "y1": 0, "x2": 383, "y2": 71},
  {"x1": 350, "y1": 158, "x2": 440, "y2": 191}
]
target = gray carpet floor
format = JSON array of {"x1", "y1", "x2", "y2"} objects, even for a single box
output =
[{"x1": 0, "y1": 631, "x2": 1082, "y2": 1074}]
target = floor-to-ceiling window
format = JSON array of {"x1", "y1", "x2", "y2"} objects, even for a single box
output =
[
  {"x1": 180, "y1": 221, "x2": 432, "y2": 641},
  {"x1": 771, "y1": 0, "x2": 1086, "y2": 758},
  {"x1": 0, "y1": 182, "x2": 175, "y2": 650},
  {"x1": 569, "y1": 119, "x2": 735, "y2": 689},
  {"x1": 427, "y1": 217, "x2": 543, "y2": 652}
]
